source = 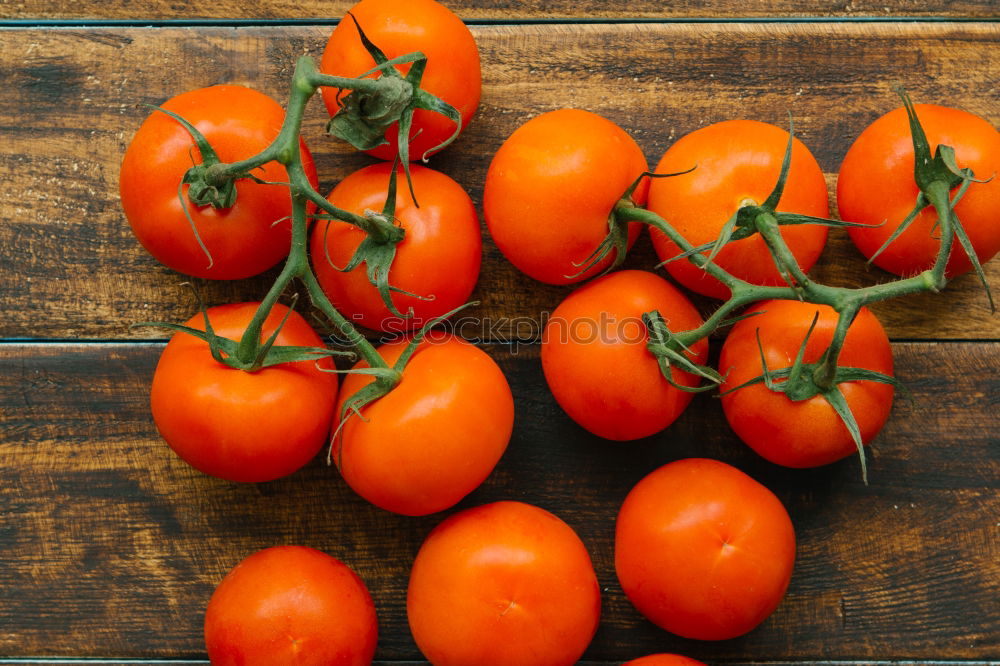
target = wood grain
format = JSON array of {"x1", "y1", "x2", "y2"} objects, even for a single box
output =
[
  {"x1": 0, "y1": 341, "x2": 996, "y2": 661},
  {"x1": 3, "y1": 0, "x2": 999, "y2": 20},
  {"x1": 1, "y1": 23, "x2": 998, "y2": 342}
]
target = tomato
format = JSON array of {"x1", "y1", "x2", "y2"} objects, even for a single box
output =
[
  {"x1": 320, "y1": 0, "x2": 481, "y2": 160},
  {"x1": 647, "y1": 119, "x2": 829, "y2": 299},
  {"x1": 407, "y1": 501, "x2": 600, "y2": 666},
  {"x1": 120, "y1": 85, "x2": 318, "y2": 280},
  {"x1": 150, "y1": 302, "x2": 337, "y2": 483},
  {"x1": 310, "y1": 162, "x2": 481, "y2": 332},
  {"x1": 623, "y1": 655, "x2": 706, "y2": 666},
  {"x1": 541, "y1": 270, "x2": 707, "y2": 441},
  {"x1": 719, "y1": 299, "x2": 894, "y2": 469},
  {"x1": 483, "y1": 109, "x2": 650, "y2": 284},
  {"x1": 334, "y1": 332, "x2": 513, "y2": 516},
  {"x1": 615, "y1": 458, "x2": 796, "y2": 641},
  {"x1": 838, "y1": 103, "x2": 1000, "y2": 277},
  {"x1": 204, "y1": 546, "x2": 377, "y2": 665}
]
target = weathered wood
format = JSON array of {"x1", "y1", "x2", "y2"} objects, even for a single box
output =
[
  {"x1": 3, "y1": 0, "x2": 998, "y2": 20},
  {"x1": 1, "y1": 23, "x2": 998, "y2": 341},
  {"x1": 0, "y1": 341, "x2": 996, "y2": 660}
]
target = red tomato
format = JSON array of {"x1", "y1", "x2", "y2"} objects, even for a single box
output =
[
  {"x1": 647, "y1": 119, "x2": 829, "y2": 299},
  {"x1": 483, "y1": 109, "x2": 650, "y2": 284},
  {"x1": 615, "y1": 458, "x2": 796, "y2": 641},
  {"x1": 334, "y1": 333, "x2": 513, "y2": 516},
  {"x1": 541, "y1": 270, "x2": 707, "y2": 441},
  {"x1": 623, "y1": 655, "x2": 707, "y2": 666},
  {"x1": 407, "y1": 501, "x2": 600, "y2": 666},
  {"x1": 204, "y1": 546, "x2": 377, "y2": 665},
  {"x1": 120, "y1": 85, "x2": 318, "y2": 280},
  {"x1": 320, "y1": 0, "x2": 481, "y2": 160},
  {"x1": 838, "y1": 103, "x2": 1000, "y2": 277},
  {"x1": 150, "y1": 302, "x2": 337, "y2": 483},
  {"x1": 310, "y1": 162, "x2": 481, "y2": 332},
  {"x1": 719, "y1": 299, "x2": 894, "y2": 469}
]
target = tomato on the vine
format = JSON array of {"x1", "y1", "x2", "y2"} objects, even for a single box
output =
[
  {"x1": 648, "y1": 119, "x2": 829, "y2": 299},
  {"x1": 334, "y1": 332, "x2": 513, "y2": 516},
  {"x1": 838, "y1": 103, "x2": 1000, "y2": 277},
  {"x1": 407, "y1": 501, "x2": 600, "y2": 666},
  {"x1": 320, "y1": 0, "x2": 481, "y2": 160},
  {"x1": 484, "y1": 109, "x2": 650, "y2": 284},
  {"x1": 719, "y1": 299, "x2": 895, "y2": 469},
  {"x1": 310, "y1": 162, "x2": 481, "y2": 332},
  {"x1": 120, "y1": 85, "x2": 318, "y2": 280},
  {"x1": 541, "y1": 270, "x2": 707, "y2": 441},
  {"x1": 616, "y1": 458, "x2": 796, "y2": 641},
  {"x1": 204, "y1": 546, "x2": 377, "y2": 666},
  {"x1": 150, "y1": 302, "x2": 337, "y2": 483}
]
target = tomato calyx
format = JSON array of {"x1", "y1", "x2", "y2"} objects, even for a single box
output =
[
  {"x1": 722, "y1": 313, "x2": 903, "y2": 483},
  {"x1": 314, "y1": 160, "x2": 430, "y2": 318},
  {"x1": 328, "y1": 301, "x2": 477, "y2": 466},
  {"x1": 643, "y1": 310, "x2": 722, "y2": 393},
  {"x1": 136, "y1": 293, "x2": 351, "y2": 373},
  {"x1": 570, "y1": 168, "x2": 694, "y2": 280},
  {"x1": 868, "y1": 87, "x2": 995, "y2": 311},
  {"x1": 324, "y1": 13, "x2": 463, "y2": 199}
]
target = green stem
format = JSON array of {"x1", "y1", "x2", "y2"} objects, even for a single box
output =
[
  {"x1": 615, "y1": 202, "x2": 749, "y2": 291},
  {"x1": 812, "y1": 300, "x2": 861, "y2": 390},
  {"x1": 215, "y1": 56, "x2": 389, "y2": 372}
]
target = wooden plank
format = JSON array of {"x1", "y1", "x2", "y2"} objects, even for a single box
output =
[
  {"x1": 0, "y1": 341, "x2": 996, "y2": 660},
  {"x1": 1, "y1": 23, "x2": 999, "y2": 341},
  {"x1": 3, "y1": 0, "x2": 998, "y2": 20}
]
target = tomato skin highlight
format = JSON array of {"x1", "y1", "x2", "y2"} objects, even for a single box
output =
[
  {"x1": 719, "y1": 300, "x2": 894, "y2": 469},
  {"x1": 335, "y1": 333, "x2": 513, "y2": 516},
  {"x1": 647, "y1": 119, "x2": 829, "y2": 299},
  {"x1": 541, "y1": 270, "x2": 707, "y2": 441},
  {"x1": 204, "y1": 545, "x2": 377, "y2": 666},
  {"x1": 615, "y1": 458, "x2": 796, "y2": 641},
  {"x1": 407, "y1": 501, "x2": 601, "y2": 666},
  {"x1": 150, "y1": 302, "x2": 337, "y2": 483},
  {"x1": 120, "y1": 85, "x2": 318, "y2": 280},
  {"x1": 483, "y1": 108, "x2": 650, "y2": 284},
  {"x1": 320, "y1": 0, "x2": 481, "y2": 160},
  {"x1": 838, "y1": 103, "x2": 1000, "y2": 277},
  {"x1": 310, "y1": 162, "x2": 482, "y2": 332}
]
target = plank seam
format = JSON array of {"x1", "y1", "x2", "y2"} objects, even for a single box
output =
[{"x1": 0, "y1": 16, "x2": 998, "y2": 28}]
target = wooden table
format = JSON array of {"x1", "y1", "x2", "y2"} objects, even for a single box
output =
[{"x1": 1, "y1": 1, "x2": 998, "y2": 664}]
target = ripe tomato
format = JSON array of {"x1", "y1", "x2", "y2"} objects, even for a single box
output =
[
  {"x1": 647, "y1": 119, "x2": 829, "y2": 299},
  {"x1": 120, "y1": 84, "x2": 318, "y2": 280},
  {"x1": 838, "y1": 103, "x2": 1000, "y2": 277},
  {"x1": 719, "y1": 299, "x2": 894, "y2": 469},
  {"x1": 334, "y1": 332, "x2": 513, "y2": 516},
  {"x1": 204, "y1": 546, "x2": 377, "y2": 665},
  {"x1": 483, "y1": 109, "x2": 650, "y2": 284},
  {"x1": 407, "y1": 501, "x2": 600, "y2": 666},
  {"x1": 623, "y1": 655, "x2": 706, "y2": 666},
  {"x1": 615, "y1": 458, "x2": 796, "y2": 641},
  {"x1": 320, "y1": 0, "x2": 481, "y2": 160},
  {"x1": 310, "y1": 162, "x2": 481, "y2": 332},
  {"x1": 541, "y1": 270, "x2": 707, "y2": 441},
  {"x1": 150, "y1": 302, "x2": 337, "y2": 483}
]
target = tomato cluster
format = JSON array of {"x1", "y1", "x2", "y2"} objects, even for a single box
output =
[{"x1": 119, "y1": 0, "x2": 999, "y2": 663}]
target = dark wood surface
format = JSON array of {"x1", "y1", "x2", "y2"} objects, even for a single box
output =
[{"x1": 1, "y1": 5, "x2": 998, "y2": 665}]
